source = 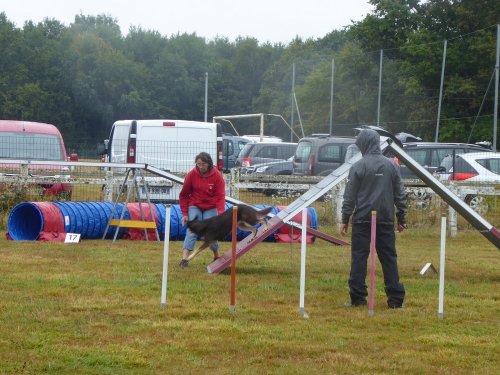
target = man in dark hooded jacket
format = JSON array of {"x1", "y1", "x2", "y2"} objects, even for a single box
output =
[{"x1": 340, "y1": 129, "x2": 407, "y2": 308}]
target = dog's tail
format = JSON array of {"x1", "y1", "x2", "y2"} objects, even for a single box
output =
[{"x1": 256, "y1": 206, "x2": 273, "y2": 218}]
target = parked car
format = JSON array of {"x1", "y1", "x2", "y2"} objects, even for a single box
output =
[
  {"x1": 240, "y1": 156, "x2": 295, "y2": 196},
  {"x1": 240, "y1": 135, "x2": 283, "y2": 143},
  {"x1": 435, "y1": 152, "x2": 500, "y2": 213},
  {"x1": 437, "y1": 152, "x2": 500, "y2": 182},
  {"x1": 241, "y1": 156, "x2": 294, "y2": 175},
  {"x1": 235, "y1": 142, "x2": 297, "y2": 168},
  {"x1": 399, "y1": 142, "x2": 492, "y2": 179},
  {"x1": 0, "y1": 120, "x2": 77, "y2": 199},
  {"x1": 292, "y1": 135, "x2": 356, "y2": 176},
  {"x1": 222, "y1": 134, "x2": 252, "y2": 171}
]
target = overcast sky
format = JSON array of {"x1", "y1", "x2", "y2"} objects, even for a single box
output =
[{"x1": 1, "y1": 0, "x2": 373, "y2": 44}]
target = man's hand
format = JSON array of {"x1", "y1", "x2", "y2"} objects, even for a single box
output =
[
  {"x1": 181, "y1": 215, "x2": 188, "y2": 226},
  {"x1": 397, "y1": 223, "x2": 408, "y2": 232},
  {"x1": 340, "y1": 223, "x2": 349, "y2": 235}
]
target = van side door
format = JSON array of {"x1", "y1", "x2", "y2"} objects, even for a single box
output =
[
  {"x1": 223, "y1": 138, "x2": 235, "y2": 171},
  {"x1": 109, "y1": 123, "x2": 131, "y2": 163},
  {"x1": 315, "y1": 143, "x2": 343, "y2": 176}
]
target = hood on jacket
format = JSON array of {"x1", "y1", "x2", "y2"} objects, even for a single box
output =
[{"x1": 355, "y1": 129, "x2": 381, "y2": 155}]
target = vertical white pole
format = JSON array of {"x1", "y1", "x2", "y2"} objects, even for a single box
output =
[
  {"x1": 438, "y1": 216, "x2": 446, "y2": 320},
  {"x1": 493, "y1": 24, "x2": 499, "y2": 151},
  {"x1": 160, "y1": 205, "x2": 171, "y2": 308},
  {"x1": 299, "y1": 207, "x2": 308, "y2": 318},
  {"x1": 376, "y1": 50, "x2": 383, "y2": 127},
  {"x1": 290, "y1": 63, "x2": 295, "y2": 142},
  {"x1": 204, "y1": 72, "x2": 208, "y2": 122},
  {"x1": 435, "y1": 40, "x2": 447, "y2": 143},
  {"x1": 259, "y1": 113, "x2": 264, "y2": 142},
  {"x1": 329, "y1": 58, "x2": 335, "y2": 135}
]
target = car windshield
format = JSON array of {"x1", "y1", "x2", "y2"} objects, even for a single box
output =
[
  {"x1": 0, "y1": 132, "x2": 64, "y2": 160},
  {"x1": 241, "y1": 143, "x2": 255, "y2": 155}
]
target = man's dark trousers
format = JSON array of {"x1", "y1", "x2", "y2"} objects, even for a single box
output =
[{"x1": 349, "y1": 222, "x2": 405, "y2": 307}]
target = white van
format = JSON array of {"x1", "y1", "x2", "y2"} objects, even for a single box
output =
[{"x1": 102, "y1": 119, "x2": 223, "y2": 202}]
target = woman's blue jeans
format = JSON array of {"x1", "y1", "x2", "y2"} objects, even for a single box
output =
[{"x1": 182, "y1": 206, "x2": 219, "y2": 252}]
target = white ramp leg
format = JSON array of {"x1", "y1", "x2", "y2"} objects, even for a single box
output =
[
  {"x1": 299, "y1": 207, "x2": 309, "y2": 319},
  {"x1": 438, "y1": 216, "x2": 446, "y2": 320},
  {"x1": 448, "y1": 205, "x2": 457, "y2": 238}
]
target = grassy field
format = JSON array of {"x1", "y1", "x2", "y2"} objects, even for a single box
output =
[{"x1": 0, "y1": 228, "x2": 498, "y2": 374}]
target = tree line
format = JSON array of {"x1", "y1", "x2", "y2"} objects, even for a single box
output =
[{"x1": 0, "y1": 0, "x2": 499, "y2": 156}]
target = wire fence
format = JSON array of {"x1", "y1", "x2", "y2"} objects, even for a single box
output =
[
  {"x1": 0, "y1": 145, "x2": 498, "y2": 232},
  {"x1": 244, "y1": 25, "x2": 500, "y2": 146}
]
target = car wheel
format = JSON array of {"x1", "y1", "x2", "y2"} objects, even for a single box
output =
[
  {"x1": 406, "y1": 188, "x2": 432, "y2": 209},
  {"x1": 465, "y1": 194, "x2": 488, "y2": 215},
  {"x1": 263, "y1": 189, "x2": 277, "y2": 196}
]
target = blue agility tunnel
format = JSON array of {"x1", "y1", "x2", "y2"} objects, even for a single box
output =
[
  {"x1": 8, "y1": 202, "x2": 64, "y2": 241},
  {"x1": 7, "y1": 202, "x2": 318, "y2": 242}
]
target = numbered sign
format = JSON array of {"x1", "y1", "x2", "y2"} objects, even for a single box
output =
[{"x1": 64, "y1": 233, "x2": 81, "y2": 243}]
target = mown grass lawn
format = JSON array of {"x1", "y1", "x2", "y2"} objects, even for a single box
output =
[{"x1": 0, "y1": 228, "x2": 498, "y2": 374}]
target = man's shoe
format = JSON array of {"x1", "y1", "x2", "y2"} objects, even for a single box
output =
[
  {"x1": 388, "y1": 303, "x2": 403, "y2": 309},
  {"x1": 344, "y1": 301, "x2": 367, "y2": 307},
  {"x1": 179, "y1": 259, "x2": 189, "y2": 269}
]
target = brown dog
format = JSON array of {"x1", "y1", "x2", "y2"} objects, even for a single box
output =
[{"x1": 180, "y1": 205, "x2": 273, "y2": 268}]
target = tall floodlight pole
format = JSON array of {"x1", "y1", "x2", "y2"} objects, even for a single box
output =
[
  {"x1": 435, "y1": 40, "x2": 447, "y2": 143},
  {"x1": 493, "y1": 25, "x2": 499, "y2": 151},
  {"x1": 291, "y1": 63, "x2": 295, "y2": 141},
  {"x1": 377, "y1": 50, "x2": 383, "y2": 127},
  {"x1": 329, "y1": 58, "x2": 335, "y2": 135},
  {"x1": 204, "y1": 72, "x2": 208, "y2": 122}
]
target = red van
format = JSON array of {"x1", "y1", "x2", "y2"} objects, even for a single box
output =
[{"x1": 0, "y1": 120, "x2": 77, "y2": 198}]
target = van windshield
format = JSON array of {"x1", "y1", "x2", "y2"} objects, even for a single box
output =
[
  {"x1": 294, "y1": 142, "x2": 312, "y2": 162},
  {"x1": 0, "y1": 132, "x2": 64, "y2": 160}
]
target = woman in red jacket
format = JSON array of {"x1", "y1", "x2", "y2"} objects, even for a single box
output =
[{"x1": 179, "y1": 152, "x2": 226, "y2": 268}]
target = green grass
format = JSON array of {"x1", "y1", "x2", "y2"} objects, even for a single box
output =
[{"x1": 0, "y1": 229, "x2": 498, "y2": 374}]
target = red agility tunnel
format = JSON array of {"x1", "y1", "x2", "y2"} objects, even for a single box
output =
[
  {"x1": 274, "y1": 205, "x2": 316, "y2": 244},
  {"x1": 122, "y1": 203, "x2": 159, "y2": 240},
  {"x1": 7, "y1": 202, "x2": 64, "y2": 241}
]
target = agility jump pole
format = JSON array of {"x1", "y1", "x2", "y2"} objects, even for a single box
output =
[
  {"x1": 229, "y1": 206, "x2": 238, "y2": 313},
  {"x1": 438, "y1": 216, "x2": 446, "y2": 320},
  {"x1": 368, "y1": 211, "x2": 377, "y2": 317},
  {"x1": 299, "y1": 207, "x2": 309, "y2": 319},
  {"x1": 160, "y1": 204, "x2": 172, "y2": 308}
]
